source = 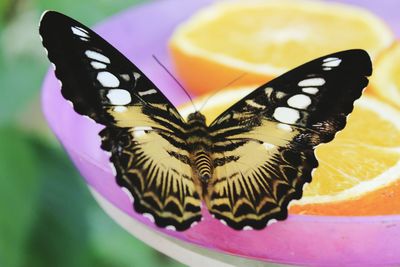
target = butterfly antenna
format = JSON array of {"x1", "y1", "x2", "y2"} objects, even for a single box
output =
[
  {"x1": 198, "y1": 72, "x2": 247, "y2": 112},
  {"x1": 152, "y1": 55, "x2": 196, "y2": 110}
]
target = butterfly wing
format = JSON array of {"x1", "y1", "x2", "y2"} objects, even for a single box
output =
[
  {"x1": 207, "y1": 50, "x2": 372, "y2": 230},
  {"x1": 39, "y1": 11, "x2": 201, "y2": 231}
]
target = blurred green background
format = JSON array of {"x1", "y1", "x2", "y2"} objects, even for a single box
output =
[{"x1": 0, "y1": 0, "x2": 183, "y2": 266}]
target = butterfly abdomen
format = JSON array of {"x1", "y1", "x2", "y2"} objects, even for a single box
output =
[
  {"x1": 193, "y1": 150, "x2": 213, "y2": 181},
  {"x1": 185, "y1": 112, "x2": 214, "y2": 190}
]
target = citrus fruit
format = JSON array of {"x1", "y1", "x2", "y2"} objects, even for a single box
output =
[
  {"x1": 370, "y1": 42, "x2": 400, "y2": 109},
  {"x1": 170, "y1": 0, "x2": 393, "y2": 94},
  {"x1": 179, "y1": 87, "x2": 400, "y2": 216}
]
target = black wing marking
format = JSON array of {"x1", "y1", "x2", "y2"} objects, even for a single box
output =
[
  {"x1": 100, "y1": 127, "x2": 202, "y2": 231},
  {"x1": 210, "y1": 50, "x2": 372, "y2": 145},
  {"x1": 207, "y1": 50, "x2": 371, "y2": 230},
  {"x1": 39, "y1": 11, "x2": 184, "y2": 128},
  {"x1": 39, "y1": 11, "x2": 202, "y2": 231}
]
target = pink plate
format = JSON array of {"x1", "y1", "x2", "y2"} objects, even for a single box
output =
[{"x1": 41, "y1": 0, "x2": 400, "y2": 266}]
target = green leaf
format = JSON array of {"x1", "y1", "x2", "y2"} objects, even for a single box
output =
[
  {"x1": 0, "y1": 7, "x2": 48, "y2": 125},
  {"x1": 23, "y1": 137, "x2": 183, "y2": 267},
  {"x1": 87, "y1": 208, "x2": 184, "y2": 267},
  {"x1": 0, "y1": 127, "x2": 41, "y2": 267},
  {"x1": 0, "y1": 56, "x2": 47, "y2": 125},
  {"x1": 24, "y1": 139, "x2": 93, "y2": 267},
  {"x1": 0, "y1": 0, "x2": 14, "y2": 26}
]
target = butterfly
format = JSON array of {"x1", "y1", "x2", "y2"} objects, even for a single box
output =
[{"x1": 39, "y1": 11, "x2": 372, "y2": 231}]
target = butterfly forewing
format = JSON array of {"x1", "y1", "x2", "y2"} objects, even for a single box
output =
[
  {"x1": 39, "y1": 11, "x2": 202, "y2": 231},
  {"x1": 207, "y1": 50, "x2": 371, "y2": 230}
]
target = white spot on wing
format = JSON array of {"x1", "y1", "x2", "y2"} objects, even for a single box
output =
[
  {"x1": 66, "y1": 100, "x2": 74, "y2": 108},
  {"x1": 277, "y1": 123, "x2": 293, "y2": 132},
  {"x1": 246, "y1": 99, "x2": 265, "y2": 109},
  {"x1": 71, "y1": 26, "x2": 89, "y2": 37},
  {"x1": 133, "y1": 72, "x2": 141, "y2": 80},
  {"x1": 273, "y1": 107, "x2": 300, "y2": 124},
  {"x1": 323, "y1": 57, "x2": 341, "y2": 64},
  {"x1": 311, "y1": 167, "x2": 317, "y2": 178},
  {"x1": 85, "y1": 50, "x2": 110, "y2": 63},
  {"x1": 114, "y1": 106, "x2": 127, "y2": 112},
  {"x1": 263, "y1": 143, "x2": 276, "y2": 150},
  {"x1": 74, "y1": 26, "x2": 88, "y2": 33},
  {"x1": 106, "y1": 89, "x2": 131, "y2": 105},
  {"x1": 134, "y1": 126, "x2": 153, "y2": 131},
  {"x1": 133, "y1": 130, "x2": 146, "y2": 138},
  {"x1": 121, "y1": 187, "x2": 134, "y2": 203},
  {"x1": 322, "y1": 57, "x2": 341, "y2": 68},
  {"x1": 267, "y1": 219, "x2": 278, "y2": 226},
  {"x1": 298, "y1": 78, "x2": 325, "y2": 87},
  {"x1": 323, "y1": 57, "x2": 337, "y2": 62},
  {"x1": 91, "y1": 61, "x2": 106, "y2": 69},
  {"x1": 220, "y1": 219, "x2": 227, "y2": 226},
  {"x1": 287, "y1": 94, "x2": 312, "y2": 109},
  {"x1": 97, "y1": 71, "x2": 120, "y2": 87},
  {"x1": 109, "y1": 163, "x2": 117, "y2": 176},
  {"x1": 138, "y1": 89, "x2": 157, "y2": 96},
  {"x1": 264, "y1": 87, "x2": 273, "y2": 96},
  {"x1": 143, "y1": 213, "x2": 155, "y2": 223},
  {"x1": 120, "y1": 74, "x2": 130, "y2": 81},
  {"x1": 166, "y1": 225, "x2": 176, "y2": 231},
  {"x1": 323, "y1": 67, "x2": 332, "y2": 71},
  {"x1": 83, "y1": 115, "x2": 93, "y2": 122},
  {"x1": 191, "y1": 221, "x2": 198, "y2": 227},
  {"x1": 302, "y1": 182, "x2": 309, "y2": 193},
  {"x1": 243, "y1": 226, "x2": 253, "y2": 231},
  {"x1": 302, "y1": 87, "x2": 319, "y2": 95},
  {"x1": 275, "y1": 91, "x2": 286, "y2": 99},
  {"x1": 132, "y1": 126, "x2": 152, "y2": 139}
]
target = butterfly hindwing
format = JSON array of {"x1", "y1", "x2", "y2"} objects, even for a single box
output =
[
  {"x1": 39, "y1": 11, "x2": 202, "y2": 231},
  {"x1": 207, "y1": 50, "x2": 371, "y2": 230},
  {"x1": 100, "y1": 127, "x2": 202, "y2": 230},
  {"x1": 209, "y1": 143, "x2": 317, "y2": 230}
]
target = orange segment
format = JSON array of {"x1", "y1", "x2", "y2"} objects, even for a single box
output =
[
  {"x1": 370, "y1": 42, "x2": 400, "y2": 109},
  {"x1": 338, "y1": 108, "x2": 400, "y2": 147},
  {"x1": 170, "y1": 0, "x2": 393, "y2": 94},
  {"x1": 179, "y1": 87, "x2": 400, "y2": 216},
  {"x1": 312, "y1": 145, "x2": 399, "y2": 195},
  {"x1": 289, "y1": 179, "x2": 400, "y2": 216}
]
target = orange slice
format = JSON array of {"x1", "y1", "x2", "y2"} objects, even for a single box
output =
[
  {"x1": 370, "y1": 41, "x2": 400, "y2": 109},
  {"x1": 170, "y1": 0, "x2": 393, "y2": 94},
  {"x1": 179, "y1": 87, "x2": 400, "y2": 215}
]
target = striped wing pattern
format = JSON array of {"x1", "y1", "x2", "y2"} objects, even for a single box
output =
[
  {"x1": 39, "y1": 11, "x2": 202, "y2": 230},
  {"x1": 100, "y1": 127, "x2": 202, "y2": 230},
  {"x1": 207, "y1": 50, "x2": 371, "y2": 229},
  {"x1": 40, "y1": 11, "x2": 372, "y2": 231}
]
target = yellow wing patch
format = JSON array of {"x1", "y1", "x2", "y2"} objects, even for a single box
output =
[
  {"x1": 100, "y1": 126, "x2": 202, "y2": 231},
  {"x1": 106, "y1": 104, "x2": 185, "y2": 133},
  {"x1": 207, "y1": 122, "x2": 317, "y2": 230}
]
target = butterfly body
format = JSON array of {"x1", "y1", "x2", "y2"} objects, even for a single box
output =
[
  {"x1": 39, "y1": 11, "x2": 372, "y2": 231},
  {"x1": 186, "y1": 112, "x2": 213, "y2": 182}
]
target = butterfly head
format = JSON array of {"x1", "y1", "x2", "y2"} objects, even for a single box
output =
[{"x1": 187, "y1": 111, "x2": 206, "y2": 125}]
